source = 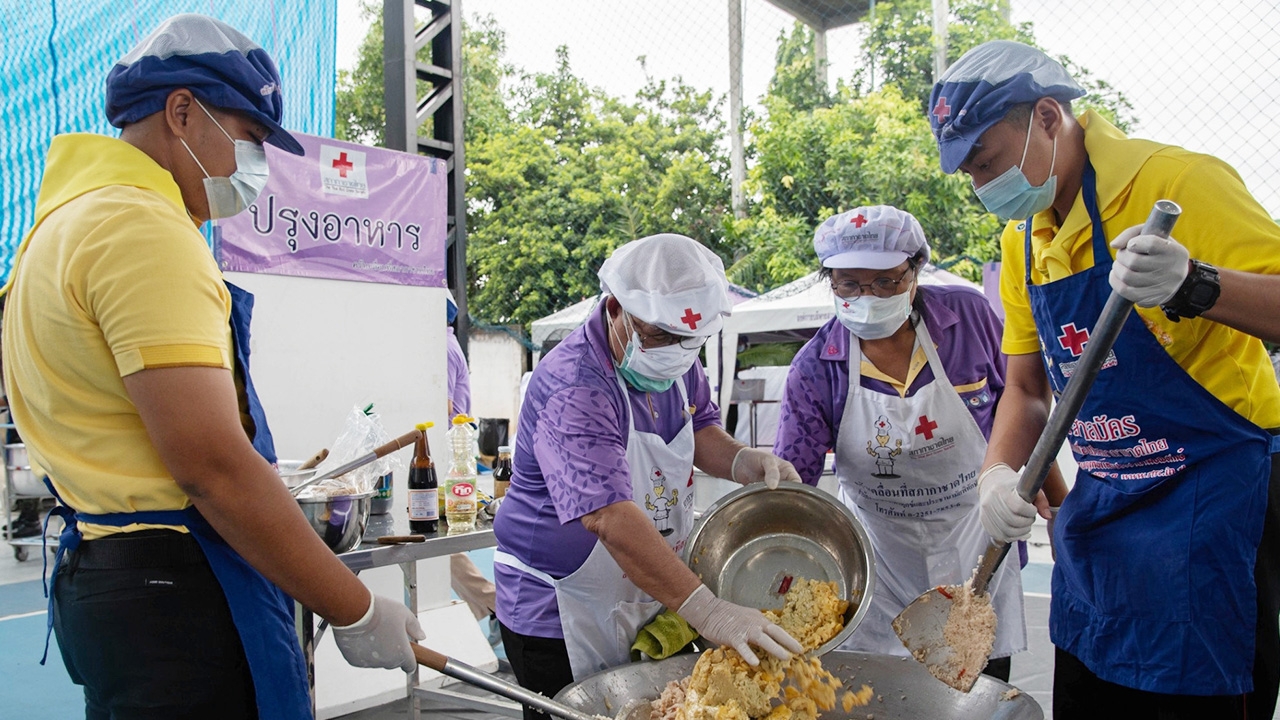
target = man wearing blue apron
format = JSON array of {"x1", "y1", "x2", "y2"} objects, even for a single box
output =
[
  {"x1": 928, "y1": 41, "x2": 1280, "y2": 718},
  {"x1": 1, "y1": 15, "x2": 423, "y2": 718}
]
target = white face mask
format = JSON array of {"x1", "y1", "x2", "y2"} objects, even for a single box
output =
[
  {"x1": 180, "y1": 99, "x2": 270, "y2": 220},
  {"x1": 833, "y1": 287, "x2": 913, "y2": 339},
  {"x1": 611, "y1": 313, "x2": 702, "y2": 390}
]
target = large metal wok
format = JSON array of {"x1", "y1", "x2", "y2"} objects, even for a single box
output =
[{"x1": 554, "y1": 652, "x2": 1043, "y2": 720}]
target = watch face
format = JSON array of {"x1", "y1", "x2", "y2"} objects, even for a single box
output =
[{"x1": 1188, "y1": 285, "x2": 1216, "y2": 304}]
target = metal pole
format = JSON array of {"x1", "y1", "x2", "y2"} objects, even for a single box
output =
[
  {"x1": 382, "y1": 0, "x2": 415, "y2": 153},
  {"x1": 868, "y1": 0, "x2": 876, "y2": 89},
  {"x1": 814, "y1": 28, "x2": 828, "y2": 92},
  {"x1": 728, "y1": 0, "x2": 746, "y2": 219},
  {"x1": 931, "y1": 0, "x2": 949, "y2": 84}
]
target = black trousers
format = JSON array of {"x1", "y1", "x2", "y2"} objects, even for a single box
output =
[
  {"x1": 52, "y1": 530, "x2": 257, "y2": 720},
  {"x1": 499, "y1": 621, "x2": 574, "y2": 720},
  {"x1": 1053, "y1": 443, "x2": 1280, "y2": 720}
]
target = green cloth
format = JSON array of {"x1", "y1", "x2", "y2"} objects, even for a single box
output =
[{"x1": 631, "y1": 610, "x2": 699, "y2": 660}]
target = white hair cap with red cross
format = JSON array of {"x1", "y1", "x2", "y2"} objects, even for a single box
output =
[
  {"x1": 598, "y1": 234, "x2": 732, "y2": 337},
  {"x1": 813, "y1": 205, "x2": 931, "y2": 270}
]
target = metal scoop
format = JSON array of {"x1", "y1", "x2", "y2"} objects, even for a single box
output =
[
  {"x1": 412, "y1": 644, "x2": 609, "y2": 720},
  {"x1": 893, "y1": 200, "x2": 1183, "y2": 691},
  {"x1": 288, "y1": 427, "x2": 423, "y2": 497}
]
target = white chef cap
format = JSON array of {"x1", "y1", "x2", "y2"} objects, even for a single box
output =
[{"x1": 597, "y1": 234, "x2": 732, "y2": 337}]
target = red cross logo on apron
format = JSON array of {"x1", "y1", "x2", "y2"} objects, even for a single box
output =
[
  {"x1": 1057, "y1": 323, "x2": 1091, "y2": 357},
  {"x1": 914, "y1": 415, "x2": 938, "y2": 440}
]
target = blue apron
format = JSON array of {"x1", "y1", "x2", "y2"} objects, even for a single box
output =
[
  {"x1": 42, "y1": 281, "x2": 310, "y2": 719},
  {"x1": 1029, "y1": 160, "x2": 1279, "y2": 695}
]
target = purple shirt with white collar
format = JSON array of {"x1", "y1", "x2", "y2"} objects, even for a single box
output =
[
  {"x1": 775, "y1": 285, "x2": 1006, "y2": 484},
  {"x1": 493, "y1": 300, "x2": 721, "y2": 638}
]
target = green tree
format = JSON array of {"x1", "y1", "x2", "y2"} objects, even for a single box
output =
[
  {"x1": 467, "y1": 49, "x2": 731, "y2": 326},
  {"x1": 857, "y1": 0, "x2": 1135, "y2": 130},
  {"x1": 727, "y1": 85, "x2": 999, "y2": 291},
  {"x1": 334, "y1": 3, "x2": 510, "y2": 147},
  {"x1": 768, "y1": 22, "x2": 832, "y2": 112}
]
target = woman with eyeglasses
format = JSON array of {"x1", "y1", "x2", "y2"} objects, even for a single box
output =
[
  {"x1": 774, "y1": 205, "x2": 1065, "y2": 679},
  {"x1": 492, "y1": 234, "x2": 804, "y2": 718}
]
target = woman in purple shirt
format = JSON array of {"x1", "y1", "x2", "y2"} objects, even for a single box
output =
[{"x1": 775, "y1": 205, "x2": 1060, "y2": 680}]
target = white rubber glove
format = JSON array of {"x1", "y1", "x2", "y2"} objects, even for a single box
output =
[
  {"x1": 1109, "y1": 226, "x2": 1190, "y2": 307},
  {"x1": 977, "y1": 463, "x2": 1037, "y2": 543},
  {"x1": 732, "y1": 447, "x2": 801, "y2": 489},
  {"x1": 332, "y1": 593, "x2": 426, "y2": 673},
  {"x1": 677, "y1": 584, "x2": 804, "y2": 666}
]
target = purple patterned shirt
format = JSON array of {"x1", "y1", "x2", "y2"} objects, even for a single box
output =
[
  {"x1": 775, "y1": 285, "x2": 1006, "y2": 484},
  {"x1": 493, "y1": 301, "x2": 721, "y2": 638}
]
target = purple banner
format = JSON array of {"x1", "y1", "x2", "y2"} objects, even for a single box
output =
[{"x1": 217, "y1": 133, "x2": 446, "y2": 287}]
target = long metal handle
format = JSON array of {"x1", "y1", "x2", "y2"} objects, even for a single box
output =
[
  {"x1": 412, "y1": 644, "x2": 599, "y2": 720},
  {"x1": 289, "y1": 428, "x2": 423, "y2": 497},
  {"x1": 972, "y1": 200, "x2": 1181, "y2": 594}
]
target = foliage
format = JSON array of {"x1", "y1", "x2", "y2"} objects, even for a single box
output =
[
  {"x1": 727, "y1": 85, "x2": 1000, "y2": 290},
  {"x1": 466, "y1": 49, "x2": 732, "y2": 326},
  {"x1": 854, "y1": 0, "x2": 1134, "y2": 132},
  {"x1": 768, "y1": 23, "x2": 832, "y2": 112}
]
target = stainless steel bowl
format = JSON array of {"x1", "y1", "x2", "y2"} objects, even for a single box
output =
[
  {"x1": 554, "y1": 651, "x2": 1043, "y2": 720},
  {"x1": 297, "y1": 491, "x2": 373, "y2": 554},
  {"x1": 684, "y1": 482, "x2": 875, "y2": 654},
  {"x1": 4, "y1": 443, "x2": 47, "y2": 496}
]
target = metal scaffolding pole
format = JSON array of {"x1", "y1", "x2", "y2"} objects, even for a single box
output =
[
  {"x1": 383, "y1": 0, "x2": 469, "y2": 352},
  {"x1": 728, "y1": 0, "x2": 746, "y2": 219}
]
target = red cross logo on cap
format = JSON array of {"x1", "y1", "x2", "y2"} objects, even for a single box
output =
[
  {"x1": 914, "y1": 415, "x2": 938, "y2": 440},
  {"x1": 680, "y1": 308, "x2": 702, "y2": 330},
  {"x1": 1058, "y1": 323, "x2": 1090, "y2": 357},
  {"x1": 850, "y1": 214, "x2": 868, "y2": 228},
  {"x1": 332, "y1": 152, "x2": 355, "y2": 178},
  {"x1": 931, "y1": 96, "x2": 952, "y2": 122}
]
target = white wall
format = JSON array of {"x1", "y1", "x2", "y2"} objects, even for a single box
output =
[
  {"x1": 466, "y1": 328, "x2": 526, "y2": 427},
  {"x1": 224, "y1": 271, "x2": 460, "y2": 713}
]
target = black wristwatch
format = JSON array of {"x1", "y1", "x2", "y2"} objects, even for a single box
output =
[{"x1": 1161, "y1": 259, "x2": 1220, "y2": 322}]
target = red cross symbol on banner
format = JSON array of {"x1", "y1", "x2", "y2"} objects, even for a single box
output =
[
  {"x1": 1057, "y1": 323, "x2": 1090, "y2": 357},
  {"x1": 332, "y1": 152, "x2": 355, "y2": 178},
  {"x1": 680, "y1": 308, "x2": 702, "y2": 330},
  {"x1": 850, "y1": 213, "x2": 868, "y2": 228},
  {"x1": 914, "y1": 415, "x2": 938, "y2": 440},
  {"x1": 931, "y1": 96, "x2": 952, "y2": 122}
]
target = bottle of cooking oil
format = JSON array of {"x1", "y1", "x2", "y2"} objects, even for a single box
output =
[{"x1": 444, "y1": 414, "x2": 478, "y2": 531}]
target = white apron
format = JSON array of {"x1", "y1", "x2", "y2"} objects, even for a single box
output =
[
  {"x1": 495, "y1": 376, "x2": 696, "y2": 680},
  {"x1": 835, "y1": 317, "x2": 1025, "y2": 658}
]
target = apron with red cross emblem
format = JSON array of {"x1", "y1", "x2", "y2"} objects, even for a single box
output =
[{"x1": 834, "y1": 317, "x2": 1025, "y2": 657}]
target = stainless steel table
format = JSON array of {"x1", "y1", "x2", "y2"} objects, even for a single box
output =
[{"x1": 297, "y1": 512, "x2": 509, "y2": 720}]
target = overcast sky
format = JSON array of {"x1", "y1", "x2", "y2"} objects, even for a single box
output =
[{"x1": 335, "y1": 0, "x2": 1280, "y2": 215}]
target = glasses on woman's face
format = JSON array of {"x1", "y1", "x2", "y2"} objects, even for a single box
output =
[
  {"x1": 830, "y1": 265, "x2": 914, "y2": 299},
  {"x1": 628, "y1": 315, "x2": 709, "y2": 350}
]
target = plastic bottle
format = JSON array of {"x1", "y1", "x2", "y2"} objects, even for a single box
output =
[
  {"x1": 407, "y1": 422, "x2": 439, "y2": 534},
  {"x1": 445, "y1": 414, "x2": 479, "y2": 531},
  {"x1": 493, "y1": 445, "x2": 512, "y2": 499}
]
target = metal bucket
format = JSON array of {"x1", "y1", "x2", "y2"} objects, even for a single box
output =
[
  {"x1": 684, "y1": 482, "x2": 875, "y2": 654},
  {"x1": 554, "y1": 652, "x2": 1043, "y2": 720},
  {"x1": 4, "y1": 443, "x2": 46, "y2": 496}
]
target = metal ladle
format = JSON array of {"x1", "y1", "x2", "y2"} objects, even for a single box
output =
[{"x1": 288, "y1": 427, "x2": 424, "y2": 497}]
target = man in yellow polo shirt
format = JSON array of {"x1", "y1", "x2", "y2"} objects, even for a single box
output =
[
  {"x1": 928, "y1": 41, "x2": 1280, "y2": 719},
  {"x1": 1, "y1": 14, "x2": 423, "y2": 719}
]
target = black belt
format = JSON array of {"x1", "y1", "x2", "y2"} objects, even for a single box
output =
[{"x1": 69, "y1": 529, "x2": 206, "y2": 570}]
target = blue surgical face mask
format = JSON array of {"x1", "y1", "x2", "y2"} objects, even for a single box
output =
[
  {"x1": 973, "y1": 112, "x2": 1058, "y2": 221},
  {"x1": 180, "y1": 99, "x2": 271, "y2": 220}
]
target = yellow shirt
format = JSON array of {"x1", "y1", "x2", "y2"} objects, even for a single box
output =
[
  {"x1": 998, "y1": 111, "x2": 1280, "y2": 429},
  {"x1": 1, "y1": 134, "x2": 234, "y2": 539}
]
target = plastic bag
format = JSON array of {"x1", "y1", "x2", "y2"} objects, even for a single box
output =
[{"x1": 297, "y1": 405, "x2": 407, "y2": 499}]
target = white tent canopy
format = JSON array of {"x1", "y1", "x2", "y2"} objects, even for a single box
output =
[
  {"x1": 530, "y1": 295, "x2": 602, "y2": 364},
  {"x1": 707, "y1": 264, "x2": 980, "y2": 422}
]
